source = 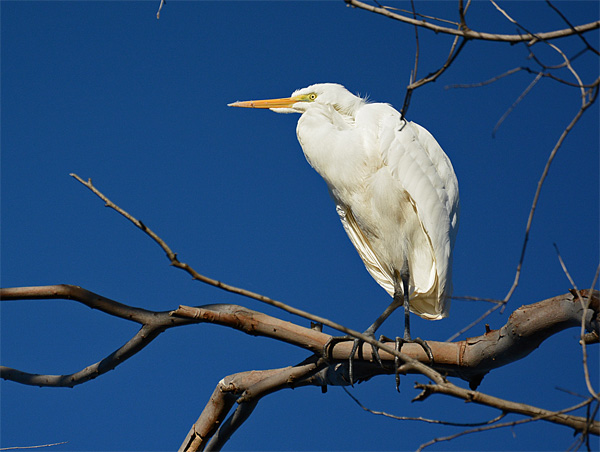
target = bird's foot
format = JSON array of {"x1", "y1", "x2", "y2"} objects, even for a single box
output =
[
  {"x1": 323, "y1": 333, "x2": 386, "y2": 385},
  {"x1": 394, "y1": 337, "x2": 434, "y2": 392}
]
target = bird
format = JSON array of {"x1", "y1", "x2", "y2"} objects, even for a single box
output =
[{"x1": 229, "y1": 83, "x2": 459, "y2": 383}]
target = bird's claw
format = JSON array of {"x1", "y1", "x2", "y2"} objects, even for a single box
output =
[
  {"x1": 323, "y1": 334, "x2": 386, "y2": 385},
  {"x1": 394, "y1": 337, "x2": 434, "y2": 392},
  {"x1": 413, "y1": 337, "x2": 434, "y2": 364}
]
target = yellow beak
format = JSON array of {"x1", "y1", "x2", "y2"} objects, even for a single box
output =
[{"x1": 228, "y1": 96, "x2": 300, "y2": 109}]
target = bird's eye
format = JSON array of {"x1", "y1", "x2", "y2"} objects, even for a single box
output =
[{"x1": 308, "y1": 93, "x2": 317, "y2": 101}]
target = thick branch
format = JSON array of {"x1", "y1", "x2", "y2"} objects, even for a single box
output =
[
  {"x1": 173, "y1": 290, "x2": 599, "y2": 385},
  {"x1": 182, "y1": 348, "x2": 598, "y2": 451},
  {"x1": 3, "y1": 286, "x2": 597, "y2": 390}
]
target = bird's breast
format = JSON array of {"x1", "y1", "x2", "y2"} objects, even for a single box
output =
[{"x1": 298, "y1": 122, "x2": 375, "y2": 192}]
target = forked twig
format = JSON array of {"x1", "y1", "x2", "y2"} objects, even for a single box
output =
[
  {"x1": 343, "y1": 386, "x2": 507, "y2": 427},
  {"x1": 417, "y1": 398, "x2": 596, "y2": 452},
  {"x1": 401, "y1": 36, "x2": 466, "y2": 116}
]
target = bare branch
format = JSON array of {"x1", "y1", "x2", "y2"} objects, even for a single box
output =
[
  {"x1": 66, "y1": 174, "x2": 451, "y2": 390},
  {"x1": 343, "y1": 386, "x2": 508, "y2": 427},
  {"x1": 545, "y1": 0, "x2": 599, "y2": 56},
  {"x1": 489, "y1": 1, "x2": 588, "y2": 103},
  {"x1": 344, "y1": 0, "x2": 600, "y2": 42},
  {"x1": 179, "y1": 358, "x2": 329, "y2": 452},
  {"x1": 503, "y1": 85, "x2": 598, "y2": 304},
  {"x1": 447, "y1": 66, "x2": 599, "y2": 90},
  {"x1": 417, "y1": 399, "x2": 595, "y2": 452},
  {"x1": 0, "y1": 285, "x2": 197, "y2": 387},
  {"x1": 554, "y1": 245, "x2": 599, "y2": 401},
  {"x1": 380, "y1": 5, "x2": 459, "y2": 27},
  {"x1": 182, "y1": 348, "x2": 598, "y2": 452},
  {"x1": 69, "y1": 174, "x2": 407, "y2": 353},
  {"x1": 414, "y1": 383, "x2": 599, "y2": 436},
  {"x1": 177, "y1": 292, "x2": 599, "y2": 451},
  {"x1": 3, "y1": 286, "x2": 597, "y2": 392},
  {"x1": 448, "y1": 66, "x2": 525, "y2": 89},
  {"x1": 401, "y1": 36, "x2": 467, "y2": 116},
  {"x1": 408, "y1": 0, "x2": 419, "y2": 86},
  {"x1": 452, "y1": 295, "x2": 505, "y2": 304},
  {"x1": 3, "y1": 286, "x2": 598, "y2": 447}
]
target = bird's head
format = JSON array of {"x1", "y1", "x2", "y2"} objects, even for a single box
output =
[{"x1": 228, "y1": 83, "x2": 364, "y2": 117}]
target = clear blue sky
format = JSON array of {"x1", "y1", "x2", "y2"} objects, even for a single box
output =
[{"x1": 2, "y1": 1, "x2": 598, "y2": 451}]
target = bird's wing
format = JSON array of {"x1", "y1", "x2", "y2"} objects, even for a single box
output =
[
  {"x1": 378, "y1": 112, "x2": 460, "y2": 318},
  {"x1": 335, "y1": 204, "x2": 396, "y2": 297}
]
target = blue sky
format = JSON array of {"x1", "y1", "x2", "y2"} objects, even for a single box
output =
[{"x1": 1, "y1": 1, "x2": 598, "y2": 451}]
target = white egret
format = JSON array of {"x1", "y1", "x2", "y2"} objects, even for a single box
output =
[{"x1": 229, "y1": 83, "x2": 459, "y2": 382}]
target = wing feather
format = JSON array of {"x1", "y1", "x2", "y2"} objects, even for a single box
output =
[
  {"x1": 378, "y1": 113, "x2": 459, "y2": 318},
  {"x1": 335, "y1": 204, "x2": 396, "y2": 296}
]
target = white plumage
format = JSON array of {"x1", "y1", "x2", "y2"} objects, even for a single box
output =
[{"x1": 229, "y1": 83, "x2": 459, "y2": 333}]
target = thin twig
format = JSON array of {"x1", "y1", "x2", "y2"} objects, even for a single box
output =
[
  {"x1": 446, "y1": 66, "x2": 525, "y2": 89},
  {"x1": 381, "y1": 5, "x2": 459, "y2": 27},
  {"x1": 451, "y1": 295, "x2": 505, "y2": 304},
  {"x1": 400, "y1": 0, "x2": 419, "y2": 118},
  {"x1": 492, "y1": 72, "x2": 543, "y2": 137},
  {"x1": 0, "y1": 443, "x2": 68, "y2": 451},
  {"x1": 446, "y1": 303, "x2": 503, "y2": 342},
  {"x1": 557, "y1": 387, "x2": 591, "y2": 400},
  {"x1": 343, "y1": 386, "x2": 507, "y2": 426},
  {"x1": 545, "y1": 0, "x2": 600, "y2": 56},
  {"x1": 156, "y1": 0, "x2": 165, "y2": 19},
  {"x1": 447, "y1": 65, "x2": 599, "y2": 90},
  {"x1": 458, "y1": 0, "x2": 467, "y2": 31},
  {"x1": 410, "y1": 0, "x2": 419, "y2": 85}
]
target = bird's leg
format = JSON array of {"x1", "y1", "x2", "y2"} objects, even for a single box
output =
[
  {"x1": 324, "y1": 296, "x2": 403, "y2": 385},
  {"x1": 395, "y1": 261, "x2": 434, "y2": 391}
]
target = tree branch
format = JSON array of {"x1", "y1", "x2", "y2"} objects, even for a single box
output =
[
  {"x1": 0, "y1": 285, "x2": 198, "y2": 387},
  {"x1": 2, "y1": 282, "x2": 597, "y2": 449},
  {"x1": 503, "y1": 83, "x2": 599, "y2": 305},
  {"x1": 69, "y1": 173, "x2": 411, "y2": 357},
  {"x1": 414, "y1": 382, "x2": 598, "y2": 435},
  {"x1": 344, "y1": 0, "x2": 600, "y2": 42},
  {"x1": 416, "y1": 399, "x2": 595, "y2": 452},
  {"x1": 2, "y1": 285, "x2": 597, "y2": 390}
]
